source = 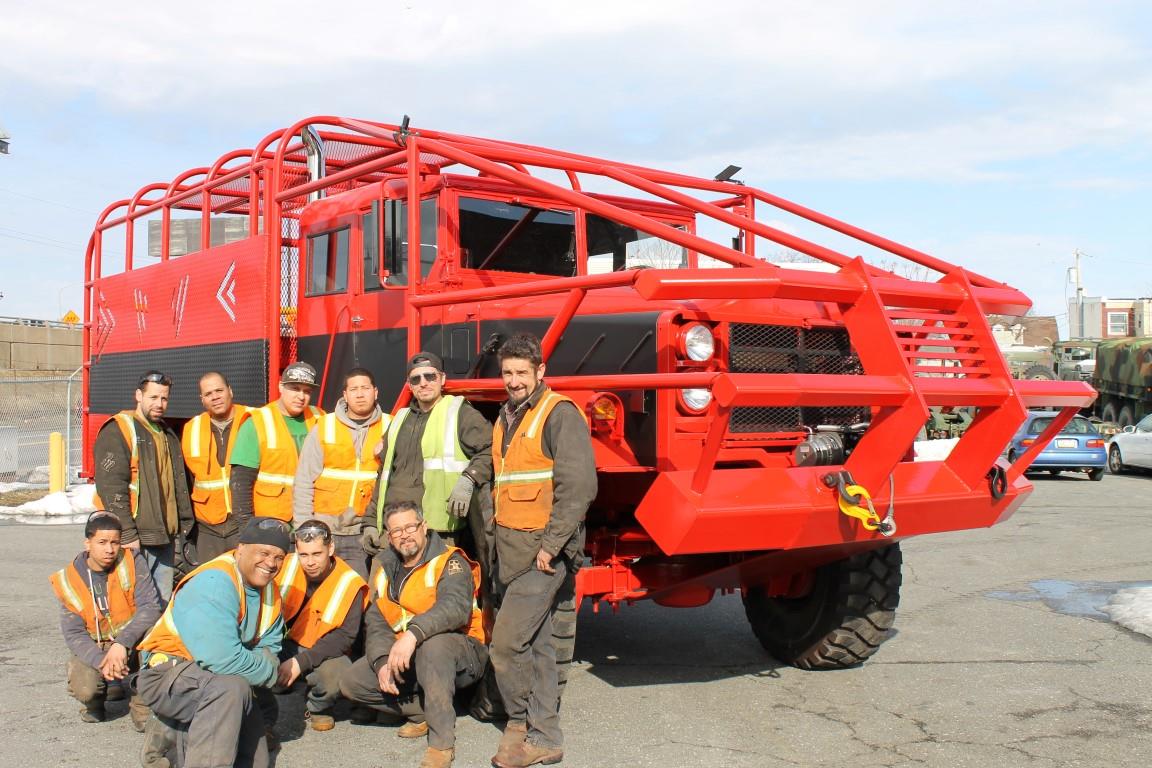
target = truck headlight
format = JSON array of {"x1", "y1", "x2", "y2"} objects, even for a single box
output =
[
  {"x1": 682, "y1": 324, "x2": 715, "y2": 362},
  {"x1": 680, "y1": 388, "x2": 713, "y2": 412}
]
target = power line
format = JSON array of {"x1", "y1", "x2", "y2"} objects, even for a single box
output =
[{"x1": 0, "y1": 187, "x2": 97, "y2": 215}]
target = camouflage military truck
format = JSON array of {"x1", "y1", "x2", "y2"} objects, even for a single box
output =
[
  {"x1": 1002, "y1": 346, "x2": 1057, "y2": 380},
  {"x1": 1054, "y1": 340, "x2": 1099, "y2": 382},
  {"x1": 1092, "y1": 337, "x2": 1152, "y2": 427}
]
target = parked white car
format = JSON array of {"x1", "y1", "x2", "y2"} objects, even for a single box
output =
[{"x1": 1107, "y1": 414, "x2": 1152, "y2": 473}]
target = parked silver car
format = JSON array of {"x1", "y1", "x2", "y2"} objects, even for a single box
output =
[{"x1": 1107, "y1": 414, "x2": 1152, "y2": 473}]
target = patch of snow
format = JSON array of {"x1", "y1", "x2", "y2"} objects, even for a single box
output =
[
  {"x1": 1104, "y1": 586, "x2": 1152, "y2": 639},
  {"x1": 0, "y1": 483, "x2": 97, "y2": 525}
]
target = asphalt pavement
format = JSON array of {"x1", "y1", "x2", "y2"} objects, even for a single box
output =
[{"x1": 4, "y1": 473, "x2": 1150, "y2": 767}]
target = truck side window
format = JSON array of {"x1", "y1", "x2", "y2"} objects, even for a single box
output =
[
  {"x1": 586, "y1": 214, "x2": 688, "y2": 274},
  {"x1": 459, "y1": 197, "x2": 575, "y2": 277},
  {"x1": 306, "y1": 226, "x2": 350, "y2": 295},
  {"x1": 362, "y1": 202, "x2": 382, "y2": 291},
  {"x1": 383, "y1": 198, "x2": 438, "y2": 286}
]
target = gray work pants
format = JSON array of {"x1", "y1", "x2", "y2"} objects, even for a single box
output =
[
  {"x1": 490, "y1": 560, "x2": 570, "y2": 749},
  {"x1": 67, "y1": 653, "x2": 149, "y2": 721},
  {"x1": 136, "y1": 660, "x2": 268, "y2": 768},
  {"x1": 195, "y1": 525, "x2": 238, "y2": 563},
  {"x1": 256, "y1": 654, "x2": 351, "y2": 725},
  {"x1": 340, "y1": 633, "x2": 487, "y2": 749},
  {"x1": 139, "y1": 543, "x2": 176, "y2": 602},
  {"x1": 334, "y1": 533, "x2": 370, "y2": 580}
]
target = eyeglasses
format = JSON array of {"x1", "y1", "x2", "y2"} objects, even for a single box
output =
[
  {"x1": 408, "y1": 372, "x2": 440, "y2": 386},
  {"x1": 386, "y1": 521, "x2": 423, "y2": 538},
  {"x1": 139, "y1": 372, "x2": 173, "y2": 388},
  {"x1": 294, "y1": 522, "x2": 332, "y2": 542}
]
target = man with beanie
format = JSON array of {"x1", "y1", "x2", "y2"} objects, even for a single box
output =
[
  {"x1": 49, "y1": 511, "x2": 163, "y2": 729},
  {"x1": 293, "y1": 367, "x2": 388, "y2": 578},
  {"x1": 362, "y1": 352, "x2": 492, "y2": 556},
  {"x1": 136, "y1": 518, "x2": 291, "y2": 768}
]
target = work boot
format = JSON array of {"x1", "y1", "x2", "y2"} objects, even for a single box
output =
[
  {"x1": 491, "y1": 721, "x2": 527, "y2": 766},
  {"x1": 128, "y1": 696, "x2": 151, "y2": 733},
  {"x1": 305, "y1": 710, "x2": 335, "y2": 732},
  {"x1": 106, "y1": 682, "x2": 126, "y2": 702},
  {"x1": 419, "y1": 746, "x2": 454, "y2": 768},
  {"x1": 397, "y1": 719, "x2": 429, "y2": 738},
  {"x1": 79, "y1": 700, "x2": 105, "y2": 723},
  {"x1": 140, "y1": 716, "x2": 176, "y2": 768},
  {"x1": 493, "y1": 739, "x2": 563, "y2": 768}
]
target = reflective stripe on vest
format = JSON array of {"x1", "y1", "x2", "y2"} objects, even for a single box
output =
[
  {"x1": 493, "y1": 392, "x2": 576, "y2": 532},
  {"x1": 49, "y1": 552, "x2": 137, "y2": 642},
  {"x1": 182, "y1": 406, "x2": 249, "y2": 525},
  {"x1": 250, "y1": 403, "x2": 323, "y2": 522},
  {"x1": 139, "y1": 553, "x2": 281, "y2": 661},
  {"x1": 375, "y1": 396, "x2": 470, "y2": 532},
  {"x1": 314, "y1": 412, "x2": 387, "y2": 516},
  {"x1": 371, "y1": 547, "x2": 486, "y2": 643},
  {"x1": 276, "y1": 553, "x2": 369, "y2": 648}
]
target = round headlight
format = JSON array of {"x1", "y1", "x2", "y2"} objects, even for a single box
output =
[
  {"x1": 683, "y1": 323, "x2": 715, "y2": 362},
  {"x1": 681, "y1": 388, "x2": 713, "y2": 412}
]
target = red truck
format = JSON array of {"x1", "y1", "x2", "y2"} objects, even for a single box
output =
[{"x1": 83, "y1": 115, "x2": 1094, "y2": 671}]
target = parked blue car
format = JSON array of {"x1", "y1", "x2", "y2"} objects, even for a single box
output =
[{"x1": 1006, "y1": 411, "x2": 1107, "y2": 481}]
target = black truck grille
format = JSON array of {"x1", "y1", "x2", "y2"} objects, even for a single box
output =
[{"x1": 727, "y1": 324, "x2": 867, "y2": 433}]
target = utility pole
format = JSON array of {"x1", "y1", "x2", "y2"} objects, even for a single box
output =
[{"x1": 1072, "y1": 249, "x2": 1085, "y2": 338}]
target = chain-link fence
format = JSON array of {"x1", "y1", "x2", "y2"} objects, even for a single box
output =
[{"x1": 0, "y1": 370, "x2": 82, "y2": 484}]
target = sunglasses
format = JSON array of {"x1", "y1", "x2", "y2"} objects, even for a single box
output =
[
  {"x1": 408, "y1": 372, "x2": 440, "y2": 386},
  {"x1": 294, "y1": 522, "x2": 332, "y2": 542},
  {"x1": 254, "y1": 518, "x2": 290, "y2": 532},
  {"x1": 139, "y1": 372, "x2": 173, "y2": 388},
  {"x1": 386, "y1": 521, "x2": 423, "y2": 538}
]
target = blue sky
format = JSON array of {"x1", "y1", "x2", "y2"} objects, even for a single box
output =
[{"x1": 2, "y1": 0, "x2": 1150, "y2": 337}]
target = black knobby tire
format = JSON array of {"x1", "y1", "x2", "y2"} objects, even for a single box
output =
[
  {"x1": 1109, "y1": 445, "x2": 1127, "y2": 475},
  {"x1": 1101, "y1": 403, "x2": 1118, "y2": 424},
  {"x1": 1119, "y1": 406, "x2": 1135, "y2": 429},
  {"x1": 1021, "y1": 365, "x2": 1056, "y2": 380},
  {"x1": 743, "y1": 544, "x2": 902, "y2": 670}
]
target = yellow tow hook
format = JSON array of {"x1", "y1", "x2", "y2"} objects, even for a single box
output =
[{"x1": 825, "y1": 470, "x2": 897, "y2": 537}]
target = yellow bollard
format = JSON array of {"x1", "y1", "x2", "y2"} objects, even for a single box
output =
[{"x1": 49, "y1": 432, "x2": 66, "y2": 494}]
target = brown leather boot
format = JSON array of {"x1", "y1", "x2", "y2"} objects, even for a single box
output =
[
  {"x1": 491, "y1": 721, "x2": 527, "y2": 766},
  {"x1": 397, "y1": 719, "x2": 429, "y2": 738},
  {"x1": 494, "y1": 739, "x2": 563, "y2": 768},
  {"x1": 128, "y1": 695, "x2": 151, "y2": 733},
  {"x1": 418, "y1": 746, "x2": 454, "y2": 768},
  {"x1": 306, "y1": 710, "x2": 336, "y2": 732}
]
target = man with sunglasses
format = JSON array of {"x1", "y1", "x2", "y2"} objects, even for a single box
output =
[
  {"x1": 230, "y1": 361, "x2": 325, "y2": 527},
  {"x1": 293, "y1": 367, "x2": 388, "y2": 578},
  {"x1": 136, "y1": 517, "x2": 290, "y2": 768},
  {"x1": 341, "y1": 500, "x2": 488, "y2": 768},
  {"x1": 257, "y1": 519, "x2": 368, "y2": 734},
  {"x1": 93, "y1": 370, "x2": 195, "y2": 601},
  {"x1": 362, "y1": 352, "x2": 492, "y2": 555}
]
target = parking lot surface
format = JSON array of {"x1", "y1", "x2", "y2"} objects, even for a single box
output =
[{"x1": 4, "y1": 473, "x2": 1150, "y2": 767}]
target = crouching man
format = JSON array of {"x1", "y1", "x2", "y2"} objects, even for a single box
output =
[
  {"x1": 259, "y1": 519, "x2": 368, "y2": 733},
  {"x1": 341, "y1": 501, "x2": 488, "y2": 768},
  {"x1": 135, "y1": 518, "x2": 290, "y2": 768},
  {"x1": 49, "y1": 511, "x2": 163, "y2": 729}
]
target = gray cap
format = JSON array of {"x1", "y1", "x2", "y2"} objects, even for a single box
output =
[
  {"x1": 238, "y1": 518, "x2": 292, "y2": 552},
  {"x1": 407, "y1": 352, "x2": 444, "y2": 374},
  {"x1": 281, "y1": 361, "x2": 318, "y2": 387}
]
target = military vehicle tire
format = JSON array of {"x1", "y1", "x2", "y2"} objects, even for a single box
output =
[
  {"x1": 1021, "y1": 365, "x2": 1056, "y2": 380},
  {"x1": 1108, "y1": 445, "x2": 1128, "y2": 475},
  {"x1": 1101, "y1": 403, "x2": 1118, "y2": 424},
  {"x1": 1118, "y1": 406, "x2": 1135, "y2": 428},
  {"x1": 743, "y1": 543, "x2": 901, "y2": 670}
]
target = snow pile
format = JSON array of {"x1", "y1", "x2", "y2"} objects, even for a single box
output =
[
  {"x1": 0, "y1": 483, "x2": 97, "y2": 525},
  {"x1": 913, "y1": 438, "x2": 958, "y2": 461},
  {"x1": 1104, "y1": 586, "x2": 1152, "y2": 639}
]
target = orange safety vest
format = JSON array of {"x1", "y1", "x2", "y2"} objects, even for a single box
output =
[
  {"x1": 313, "y1": 412, "x2": 387, "y2": 517},
  {"x1": 372, "y1": 547, "x2": 486, "y2": 644},
  {"x1": 492, "y1": 392, "x2": 579, "y2": 532},
  {"x1": 276, "y1": 554, "x2": 368, "y2": 648},
  {"x1": 49, "y1": 551, "x2": 137, "y2": 642},
  {"x1": 250, "y1": 403, "x2": 323, "y2": 522},
  {"x1": 139, "y1": 552, "x2": 281, "y2": 663},
  {"x1": 92, "y1": 411, "x2": 144, "y2": 517},
  {"x1": 182, "y1": 405, "x2": 250, "y2": 525}
]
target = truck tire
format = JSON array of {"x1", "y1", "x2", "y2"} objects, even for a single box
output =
[
  {"x1": 1101, "y1": 402, "x2": 1118, "y2": 424},
  {"x1": 1119, "y1": 406, "x2": 1135, "y2": 428},
  {"x1": 1021, "y1": 365, "x2": 1056, "y2": 380},
  {"x1": 743, "y1": 544, "x2": 902, "y2": 670}
]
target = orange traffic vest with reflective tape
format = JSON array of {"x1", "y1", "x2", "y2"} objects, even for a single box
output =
[
  {"x1": 276, "y1": 554, "x2": 368, "y2": 648},
  {"x1": 250, "y1": 403, "x2": 323, "y2": 522},
  {"x1": 372, "y1": 547, "x2": 486, "y2": 643},
  {"x1": 49, "y1": 551, "x2": 137, "y2": 642},
  {"x1": 139, "y1": 552, "x2": 281, "y2": 662},
  {"x1": 92, "y1": 411, "x2": 143, "y2": 517},
  {"x1": 182, "y1": 405, "x2": 250, "y2": 526},
  {"x1": 493, "y1": 392, "x2": 578, "y2": 532},
  {"x1": 314, "y1": 412, "x2": 387, "y2": 517}
]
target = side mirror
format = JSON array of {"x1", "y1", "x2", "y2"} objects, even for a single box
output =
[
  {"x1": 377, "y1": 268, "x2": 391, "y2": 289},
  {"x1": 1124, "y1": 425, "x2": 1137, "y2": 433}
]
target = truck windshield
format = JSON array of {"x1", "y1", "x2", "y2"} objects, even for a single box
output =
[
  {"x1": 459, "y1": 197, "x2": 576, "y2": 276},
  {"x1": 586, "y1": 214, "x2": 689, "y2": 273}
]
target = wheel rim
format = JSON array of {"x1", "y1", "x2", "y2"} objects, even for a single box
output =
[{"x1": 1109, "y1": 447, "x2": 1122, "y2": 472}]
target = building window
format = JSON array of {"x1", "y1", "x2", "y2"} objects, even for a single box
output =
[{"x1": 1107, "y1": 311, "x2": 1129, "y2": 336}]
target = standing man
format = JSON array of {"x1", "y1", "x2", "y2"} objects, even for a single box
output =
[
  {"x1": 183, "y1": 371, "x2": 250, "y2": 562},
  {"x1": 363, "y1": 352, "x2": 492, "y2": 553},
  {"x1": 230, "y1": 362, "x2": 324, "y2": 526},
  {"x1": 341, "y1": 501, "x2": 488, "y2": 768},
  {"x1": 93, "y1": 370, "x2": 194, "y2": 601},
  {"x1": 136, "y1": 518, "x2": 290, "y2": 768},
  {"x1": 261, "y1": 519, "x2": 368, "y2": 732},
  {"x1": 49, "y1": 511, "x2": 163, "y2": 729},
  {"x1": 488, "y1": 334, "x2": 596, "y2": 768},
  {"x1": 294, "y1": 367, "x2": 388, "y2": 578}
]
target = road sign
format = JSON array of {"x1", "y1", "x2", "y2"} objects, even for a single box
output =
[{"x1": 61, "y1": 310, "x2": 79, "y2": 324}]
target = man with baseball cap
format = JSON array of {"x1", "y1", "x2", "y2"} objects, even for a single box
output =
[
  {"x1": 136, "y1": 517, "x2": 291, "y2": 768},
  {"x1": 362, "y1": 352, "x2": 492, "y2": 556},
  {"x1": 230, "y1": 362, "x2": 325, "y2": 526}
]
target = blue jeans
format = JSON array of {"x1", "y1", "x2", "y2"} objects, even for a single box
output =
[{"x1": 140, "y1": 542, "x2": 176, "y2": 602}]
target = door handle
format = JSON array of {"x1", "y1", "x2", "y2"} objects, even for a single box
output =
[{"x1": 351, "y1": 315, "x2": 363, "y2": 326}]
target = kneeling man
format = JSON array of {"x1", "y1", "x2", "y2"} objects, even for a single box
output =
[{"x1": 341, "y1": 501, "x2": 488, "y2": 768}]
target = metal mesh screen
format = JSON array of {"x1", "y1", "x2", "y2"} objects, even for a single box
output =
[{"x1": 0, "y1": 374, "x2": 83, "y2": 483}]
